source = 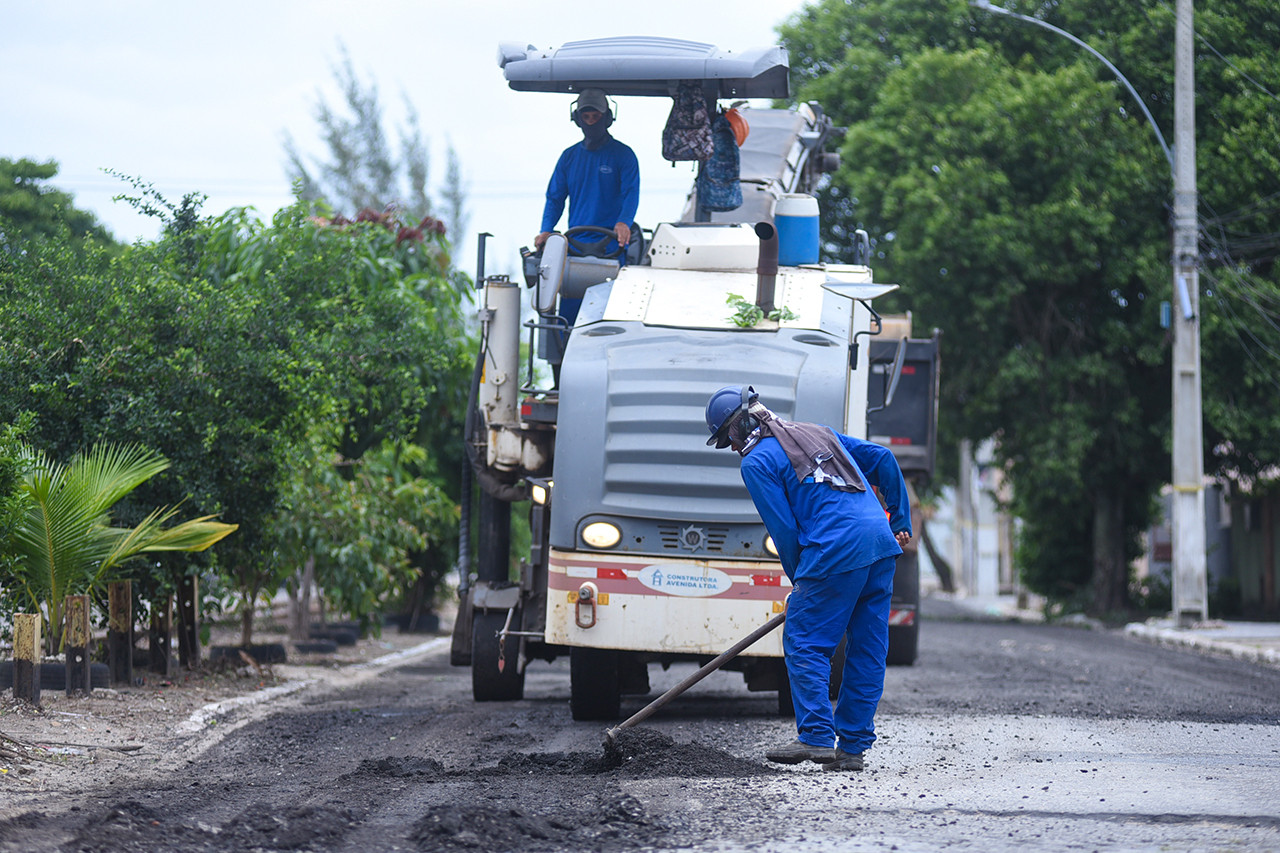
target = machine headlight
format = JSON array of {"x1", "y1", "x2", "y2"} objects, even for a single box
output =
[
  {"x1": 581, "y1": 521, "x2": 622, "y2": 549},
  {"x1": 530, "y1": 479, "x2": 553, "y2": 506},
  {"x1": 764, "y1": 536, "x2": 778, "y2": 557}
]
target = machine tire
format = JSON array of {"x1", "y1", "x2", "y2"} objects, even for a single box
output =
[
  {"x1": 569, "y1": 647, "x2": 621, "y2": 721},
  {"x1": 471, "y1": 610, "x2": 524, "y2": 701},
  {"x1": 886, "y1": 622, "x2": 919, "y2": 667},
  {"x1": 776, "y1": 660, "x2": 795, "y2": 717},
  {"x1": 886, "y1": 550, "x2": 921, "y2": 667}
]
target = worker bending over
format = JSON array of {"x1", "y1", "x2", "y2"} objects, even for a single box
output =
[{"x1": 705, "y1": 385, "x2": 912, "y2": 772}]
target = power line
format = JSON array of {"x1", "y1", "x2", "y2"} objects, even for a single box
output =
[
  {"x1": 1191, "y1": 23, "x2": 1280, "y2": 101},
  {"x1": 1198, "y1": 196, "x2": 1280, "y2": 269},
  {"x1": 1201, "y1": 269, "x2": 1280, "y2": 374},
  {"x1": 1153, "y1": 0, "x2": 1280, "y2": 102}
]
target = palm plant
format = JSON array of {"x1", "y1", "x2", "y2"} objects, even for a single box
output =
[{"x1": 7, "y1": 442, "x2": 238, "y2": 648}]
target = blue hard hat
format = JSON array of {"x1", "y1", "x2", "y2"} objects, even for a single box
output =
[{"x1": 706, "y1": 385, "x2": 757, "y2": 448}]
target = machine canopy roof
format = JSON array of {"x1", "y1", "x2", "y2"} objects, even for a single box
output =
[{"x1": 498, "y1": 36, "x2": 789, "y2": 99}]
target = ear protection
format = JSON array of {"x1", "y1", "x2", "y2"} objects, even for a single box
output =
[
  {"x1": 706, "y1": 384, "x2": 760, "y2": 448},
  {"x1": 569, "y1": 95, "x2": 616, "y2": 124},
  {"x1": 730, "y1": 386, "x2": 760, "y2": 444}
]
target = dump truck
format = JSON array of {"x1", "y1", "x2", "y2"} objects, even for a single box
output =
[{"x1": 451, "y1": 37, "x2": 940, "y2": 720}]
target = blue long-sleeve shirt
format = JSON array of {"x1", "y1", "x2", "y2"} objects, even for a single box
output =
[
  {"x1": 740, "y1": 431, "x2": 911, "y2": 581},
  {"x1": 540, "y1": 137, "x2": 640, "y2": 238}
]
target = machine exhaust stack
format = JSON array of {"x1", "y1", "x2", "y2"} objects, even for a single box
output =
[{"x1": 754, "y1": 221, "x2": 778, "y2": 315}]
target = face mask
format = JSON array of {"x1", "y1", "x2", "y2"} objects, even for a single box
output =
[{"x1": 575, "y1": 111, "x2": 613, "y2": 148}]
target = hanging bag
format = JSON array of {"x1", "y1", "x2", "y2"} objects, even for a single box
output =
[
  {"x1": 696, "y1": 110, "x2": 743, "y2": 212},
  {"x1": 662, "y1": 81, "x2": 714, "y2": 162}
]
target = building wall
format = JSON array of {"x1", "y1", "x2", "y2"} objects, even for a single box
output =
[{"x1": 1229, "y1": 494, "x2": 1279, "y2": 616}]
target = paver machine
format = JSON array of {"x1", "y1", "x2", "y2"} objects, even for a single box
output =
[{"x1": 451, "y1": 37, "x2": 939, "y2": 719}]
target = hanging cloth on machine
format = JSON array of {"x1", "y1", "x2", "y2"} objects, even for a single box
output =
[
  {"x1": 662, "y1": 81, "x2": 714, "y2": 162},
  {"x1": 696, "y1": 109, "x2": 743, "y2": 212}
]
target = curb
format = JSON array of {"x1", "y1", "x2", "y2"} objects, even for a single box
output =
[
  {"x1": 1123, "y1": 623, "x2": 1280, "y2": 668},
  {"x1": 343, "y1": 636, "x2": 450, "y2": 673},
  {"x1": 176, "y1": 636, "x2": 450, "y2": 735},
  {"x1": 176, "y1": 679, "x2": 312, "y2": 734}
]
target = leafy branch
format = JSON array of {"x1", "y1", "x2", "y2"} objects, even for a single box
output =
[{"x1": 725, "y1": 293, "x2": 798, "y2": 328}]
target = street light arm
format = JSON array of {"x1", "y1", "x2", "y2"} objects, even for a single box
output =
[{"x1": 971, "y1": 0, "x2": 1174, "y2": 169}]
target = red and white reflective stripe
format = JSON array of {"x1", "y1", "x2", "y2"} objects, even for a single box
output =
[
  {"x1": 564, "y1": 564, "x2": 787, "y2": 586},
  {"x1": 566, "y1": 566, "x2": 628, "y2": 579},
  {"x1": 888, "y1": 608, "x2": 915, "y2": 626}
]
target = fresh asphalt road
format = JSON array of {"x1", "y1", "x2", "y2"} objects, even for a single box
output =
[{"x1": 2, "y1": 614, "x2": 1278, "y2": 852}]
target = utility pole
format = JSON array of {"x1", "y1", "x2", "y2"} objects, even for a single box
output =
[{"x1": 1170, "y1": 0, "x2": 1208, "y2": 624}]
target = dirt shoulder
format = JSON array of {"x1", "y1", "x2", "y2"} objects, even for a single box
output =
[{"x1": 0, "y1": 623, "x2": 447, "y2": 818}]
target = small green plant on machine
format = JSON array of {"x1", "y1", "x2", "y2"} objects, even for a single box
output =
[{"x1": 725, "y1": 294, "x2": 798, "y2": 328}]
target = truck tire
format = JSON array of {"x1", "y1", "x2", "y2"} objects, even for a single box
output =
[
  {"x1": 569, "y1": 647, "x2": 621, "y2": 721},
  {"x1": 886, "y1": 550, "x2": 921, "y2": 667},
  {"x1": 886, "y1": 621, "x2": 919, "y2": 666},
  {"x1": 471, "y1": 611, "x2": 524, "y2": 701},
  {"x1": 208, "y1": 643, "x2": 289, "y2": 664},
  {"x1": 0, "y1": 661, "x2": 109, "y2": 690},
  {"x1": 776, "y1": 661, "x2": 795, "y2": 717}
]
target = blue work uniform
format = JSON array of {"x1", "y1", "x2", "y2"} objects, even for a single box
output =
[
  {"x1": 540, "y1": 137, "x2": 640, "y2": 257},
  {"x1": 740, "y1": 430, "x2": 911, "y2": 756}
]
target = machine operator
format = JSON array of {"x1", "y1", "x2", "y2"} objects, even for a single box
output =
[{"x1": 534, "y1": 88, "x2": 640, "y2": 259}]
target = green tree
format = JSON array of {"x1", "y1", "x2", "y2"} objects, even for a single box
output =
[
  {"x1": 1, "y1": 194, "x2": 308, "y2": 640},
  {"x1": 280, "y1": 433, "x2": 458, "y2": 634},
  {"x1": 1, "y1": 176, "x2": 473, "y2": 644},
  {"x1": 781, "y1": 0, "x2": 1280, "y2": 613},
  {"x1": 282, "y1": 50, "x2": 478, "y2": 630},
  {"x1": 440, "y1": 144, "x2": 469, "y2": 246},
  {"x1": 0, "y1": 158, "x2": 116, "y2": 250},
  {"x1": 284, "y1": 48, "x2": 469, "y2": 239},
  {"x1": 1201, "y1": 269, "x2": 1280, "y2": 494},
  {"x1": 140, "y1": 200, "x2": 470, "y2": 644}
]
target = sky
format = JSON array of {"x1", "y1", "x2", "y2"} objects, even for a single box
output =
[{"x1": 2, "y1": 1, "x2": 810, "y2": 275}]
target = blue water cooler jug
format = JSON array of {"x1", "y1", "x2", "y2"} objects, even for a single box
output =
[{"x1": 774, "y1": 194, "x2": 820, "y2": 266}]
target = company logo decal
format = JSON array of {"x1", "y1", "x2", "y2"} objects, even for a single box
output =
[
  {"x1": 678, "y1": 525, "x2": 704, "y2": 552},
  {"x1": 637, "y1": 564, "x2": 733, "y2": 597}
]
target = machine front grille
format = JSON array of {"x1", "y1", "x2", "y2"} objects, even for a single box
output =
[{"x1": 656, "y1": 522, "x2": 731, "y2": 553}]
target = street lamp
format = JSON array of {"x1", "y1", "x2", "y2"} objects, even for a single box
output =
[{"x1": 970, "y1": 0, "x2": 1207, "y2": 623}]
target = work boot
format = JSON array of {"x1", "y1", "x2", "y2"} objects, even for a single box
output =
[
  {"x1": 765, "y1": 740, "x2": 836, "y2": 765},
  {"x1": 822, "y1": 748, "x2": 865, "y2": 772}
]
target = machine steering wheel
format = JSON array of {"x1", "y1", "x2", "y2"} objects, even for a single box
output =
[{"x1": 563, "y1": 225, "x2": 632, "y2": 260}]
